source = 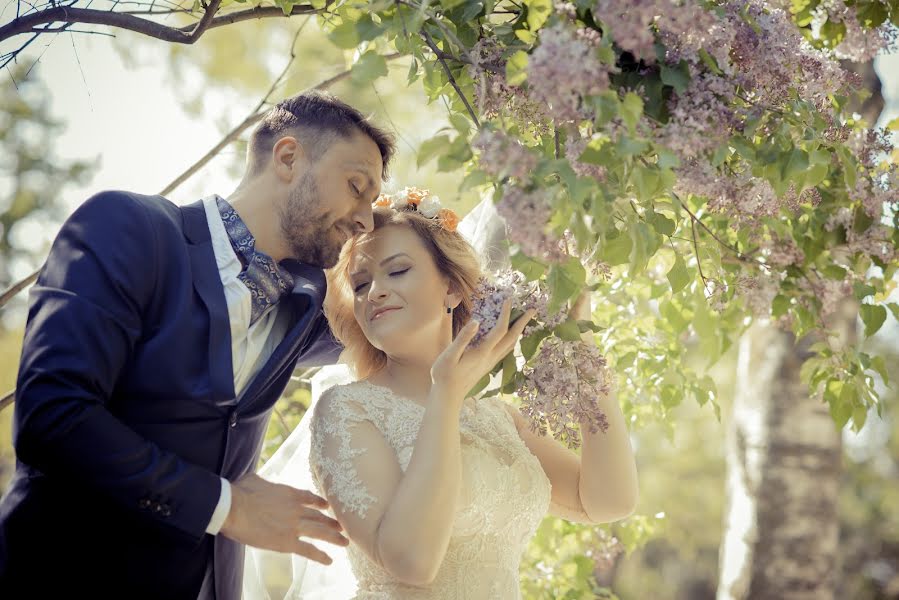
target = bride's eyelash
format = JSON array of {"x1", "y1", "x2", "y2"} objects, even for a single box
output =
[{"x1": 353, "y1": 268, "x2": 410, "y2": 293}]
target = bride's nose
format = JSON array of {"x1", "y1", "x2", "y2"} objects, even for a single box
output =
[{"x1": 367, "y1": 277, "x2": 389, "y2": 302}]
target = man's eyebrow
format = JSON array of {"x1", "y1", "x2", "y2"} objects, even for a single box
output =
[
  {"x1": 349, "y1": 253, "x2": 411, "y2": 278},
  {"x1": 345, "y1": 162, "x2": 377, "y2": 188}
]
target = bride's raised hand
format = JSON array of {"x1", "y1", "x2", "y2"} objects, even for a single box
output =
[{"x1": 430, "y1": 298, "x2": 536, "y2": 403}]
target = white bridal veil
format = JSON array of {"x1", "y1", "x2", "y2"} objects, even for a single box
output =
[{"x1": 242, "y1": 196, "x2": 510, "y2": 599}]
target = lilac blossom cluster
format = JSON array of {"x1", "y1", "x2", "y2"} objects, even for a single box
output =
[
  {"x1": 467, "y1": 38, "x2": 549, "y2": 128},
  {"x1": 806, "y1": 0, "x2": 899, "y2": 62},
  {"x1": 472, "y1": 130, "x2": 540, "y2": 183},
  {"x1": 672, "y1": 159, "x2": 783, "y2": 227},
  {"x1": 469, "y1": 269, "x2": 569, "y2": 346},
  {"x1": 519, "y1": 337, "x2": 613, "y2": 449},
  {"x1": 496, "y1": 185, "x2": 569, "y2": 263},
  {"x1": 526, "y1": 23, "x2": 611, "y2": 123},
  {"x1": 657, "y1": 73, "x2": 741, "y2": 160}
]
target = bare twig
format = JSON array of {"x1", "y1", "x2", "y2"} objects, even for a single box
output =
[
  {"x1": 160, "y1": 50, "x2": 403, "y2": 195},
  {"x1": 0, "y1": 389, "x2": 13, "y2": 413},
  {"x1": 690, "y1": 216, "x2": 710, "y2": 292},
  {"x1": 0, "y1": 268, "x2": 39, "y2": 309},
  {"x1": 421, "y1": 28, "x2": 480, "y2": 129},
  {"x1": 0, "y1": 3, "x2": 321, "y2": 45}
]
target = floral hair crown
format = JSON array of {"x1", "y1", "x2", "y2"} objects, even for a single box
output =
[{"x1": 373, "y1": 186, "x2": 460, "y2": 233}]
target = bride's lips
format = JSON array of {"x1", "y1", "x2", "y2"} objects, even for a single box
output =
[{"x1": 370, "y1": 307, "x2": 401, "y2": 321}]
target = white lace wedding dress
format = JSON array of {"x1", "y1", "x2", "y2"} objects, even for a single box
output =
[{"x1": 308, "y1": 380, "x2": 552, "y2": 599}]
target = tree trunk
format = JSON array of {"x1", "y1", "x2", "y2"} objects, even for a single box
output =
[
  {"x1": 717, "y1": 319, "x2": 845, "y2": 600},
  {"x1": 717, "y1": 53, "x2": 882, "y2": 600}
]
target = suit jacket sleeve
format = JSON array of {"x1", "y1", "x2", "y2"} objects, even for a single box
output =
[{"x1": 13, "y1": 191, "x2": 221, "y2": 544}]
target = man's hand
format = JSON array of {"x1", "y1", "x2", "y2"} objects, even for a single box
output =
[{"x1": 219, "y1": 473, "x2": 349, "y2": 564}]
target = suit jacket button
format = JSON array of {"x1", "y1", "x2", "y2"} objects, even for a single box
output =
[
  {"x1": 152, "y1": 502, "x2": 163, "y2": 513},
  {"x1": 229, "y1": 413, "x2": 238, "y2": 428},
  {"x1": 160, "y1": 505, "x2": 172, "y2": 517},
  {"x1": 138, "y1": 498, "x2": 151, "y2": 509}
]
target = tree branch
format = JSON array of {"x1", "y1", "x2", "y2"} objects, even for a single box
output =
[
  {"x1": 421, "y1": 28, "x2": 480, "y2": 129},
  {"x1": 0, "y1": 39, "x2": 403, "y2": 413},
  {"x1": 160, "y1": 50, "x2": 403, "y2": 196},
  {"x1": 0, "y1": 268, "x2": 39, "y2": 309},
  {"x1": 0, "y1": 3, "x2": 321, "y2": 45}
]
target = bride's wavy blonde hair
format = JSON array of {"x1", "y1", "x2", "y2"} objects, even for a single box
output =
[{"x1": 324, "y1": 206, "x2": 483, "y2": 380}]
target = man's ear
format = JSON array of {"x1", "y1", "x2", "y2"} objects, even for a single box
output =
[{"x1": 271, "y1": 136, "x2": 306, "y2": 183}]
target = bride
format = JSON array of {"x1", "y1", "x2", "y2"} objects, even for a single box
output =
[{"x1": 245, "y1": 191, "x2": 638, "y2": 599}]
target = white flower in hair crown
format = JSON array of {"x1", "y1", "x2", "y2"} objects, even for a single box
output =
[{"x1": 373, "y1": 186, "x2": 460, "y2": 232}]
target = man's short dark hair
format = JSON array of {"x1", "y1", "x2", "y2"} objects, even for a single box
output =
[{"x1": 248, "y1": 91, "x2": 396, "y2": 180}]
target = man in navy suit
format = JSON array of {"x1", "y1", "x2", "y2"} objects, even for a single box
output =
[{"x1": 0, "y1": 91, "x2": 395, "y2": 599}]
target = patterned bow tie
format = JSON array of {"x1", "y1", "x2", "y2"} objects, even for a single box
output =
[{"x1": 216, "y1": 196, "x2": 295, "y2": 326}]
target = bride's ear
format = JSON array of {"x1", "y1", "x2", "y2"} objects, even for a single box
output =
[{"x1": 444, "y1": 283, "x2": 463, "y2": 311}]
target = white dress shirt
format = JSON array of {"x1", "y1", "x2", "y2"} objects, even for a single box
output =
[{"x1": 202, "y1": 195, "x2": 293, "y2": 535}]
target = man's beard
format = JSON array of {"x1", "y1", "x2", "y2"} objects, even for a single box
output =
[{"x1": 280, "y1": 172, "x2": 345, "y2": 268}]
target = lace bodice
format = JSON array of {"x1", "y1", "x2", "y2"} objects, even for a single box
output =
[{"x1": 308, "y1": 380, "x2": 552, "y2": 599}]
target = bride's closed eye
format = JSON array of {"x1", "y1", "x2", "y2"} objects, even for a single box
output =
[{"x1": 353, "y1": 268, "x2": 411, "y2": 293}]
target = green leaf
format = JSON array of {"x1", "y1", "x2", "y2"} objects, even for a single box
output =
[
  {"x1": 579, "y1": 136, "x2": 612, "y2": 165},
  {"x1": 520, "y1": 328, "x2": 551, "y2": 360},
  {"x1": 417, "y1": 134, "x2": 450, "y2": 167},
  {"x1": 781, "y1": 148, "x2": 809, "y2": 184},
  {"x1": 660, "y1": 62, "x2": 690, "y2": 93},
  {"x1": 505, "y1": 50, "x2": 529, "y2": 86},
  {"x1": 515, "y1": 28, "x2": 537, "y2": 44},
  {"x1": 620, "y1": 92, "x2": 644, "y2": 133},
  {"x1": 827, "y1": 381, "x2": 852, "y2": 430},
  {"x1": 327, "y1": 20, "x2": 360, "y2": 49},
  {"x1": 887, "y1": 117, "x2": 899, "y2": 132},
  {"x1": 554, "y1": 318, "x2": 583, "y2": 341},
  {"x1": 525, "y1": 0, "x2": 552, "y2": 31},
  {"x1": 510, "y1": 250, "x2": 546, "y2": 280},
  {"x1": 500, "y1": 352, "x2": 517, "y2": 387},
  {"x1": 350, "y1": 51, "x2": 388, "y2": 86},
  {"x1": 647, "y1": 209, "x2": 675, "y2": 236},
  {"x1": 602, "y1": 232, "x2": 632, "y2": 266},
  {"x1": 771, "y1": 294, "x2": 790, "y2": 318},
  {"x1": 628, "y1": 221, "x2": 655, "y2": 277},
  {"x1": 448, "y1": 112, "x2": 471, "y2": 136},
  {"x1": 887, "y1": 302, "x2": 899, "y2": 322},
  {"x1": 871, "y1": 354, "x2": 890, "y2": 386},
  {"x1": 547, "y1": 258, "x2": 586, "y2": 314},
  {"x1": 853, "y1": 282, "x2": 877, "y2": 300},
  {"x1": 666, "y1": 252, "x2": 691, "y2": 294},
  {"x1": 860, "y1": 304, "x2": 887, "y2": 338}
]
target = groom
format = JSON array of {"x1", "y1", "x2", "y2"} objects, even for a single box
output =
[{"x1": 0, "y1": 91, "x2": 394, "y2": 598}]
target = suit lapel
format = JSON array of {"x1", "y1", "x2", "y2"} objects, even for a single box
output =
[
  {"x1": 181, "y1": 200, "x2": 237, "y2": 407},
  {"x1": 237, "y1": 263, "x2": 327, "y2": 412}
]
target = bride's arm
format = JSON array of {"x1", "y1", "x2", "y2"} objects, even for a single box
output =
[
  {"x1": 310, "y1": 387, "x2": 465, "y2": 587},
  {"x1": 505, "y1": 293, "x2": 638, "y2": 524}
]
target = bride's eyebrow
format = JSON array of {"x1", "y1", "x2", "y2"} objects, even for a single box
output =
[{"x1": 349, "y1": 253, "x2": 412, "y2": 278}]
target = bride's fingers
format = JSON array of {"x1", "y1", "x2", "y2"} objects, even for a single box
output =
[
  {"x1": 444, "y1": 319, "x2": 481, "y2": 364},
  {"x1": 495, "y1": 309, "x2": 536, "y2": 357}
]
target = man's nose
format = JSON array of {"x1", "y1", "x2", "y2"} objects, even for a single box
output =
[{"x1": 355, "y1": 202, "x2": 374, "y2": 233}]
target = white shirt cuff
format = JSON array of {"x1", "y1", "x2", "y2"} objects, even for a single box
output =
[{"x1": 205, "y1": 477, "x2": 232, "y2": 535}]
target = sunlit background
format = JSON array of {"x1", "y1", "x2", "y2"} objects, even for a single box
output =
[{"x1": 1, "y1": 10, "x2": 898, "y2": 598}]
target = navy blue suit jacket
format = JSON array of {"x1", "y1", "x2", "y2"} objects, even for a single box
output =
[{"x1": 0, "y1": 191, "x2": 341, "y2": 599}]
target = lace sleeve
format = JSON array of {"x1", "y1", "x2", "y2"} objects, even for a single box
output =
[
  {"x1": 308, "y1": 384, "x2": 407, "y2": 570},
  {"x1": 309, "y1": 386, "x2": 380, "y2": 519}
]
